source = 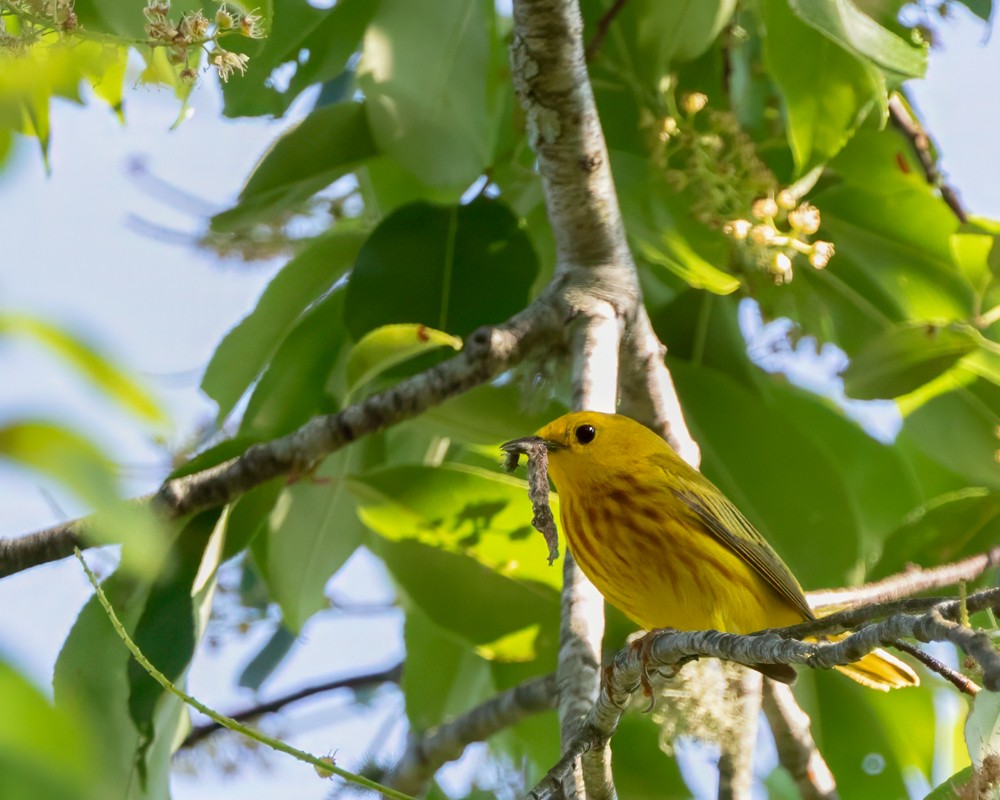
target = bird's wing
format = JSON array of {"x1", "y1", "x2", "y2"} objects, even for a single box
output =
[{"x1": 664, "y1": 466, "x2": 814, "y2": 622}]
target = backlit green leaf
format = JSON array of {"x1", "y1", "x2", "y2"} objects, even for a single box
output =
[{"x1": 346, "y1": 324, "x2": 462, "y2": 400}]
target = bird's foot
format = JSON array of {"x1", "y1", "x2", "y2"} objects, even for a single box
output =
[{"x1": 628, "y1": 628, "x2": 692, "y2": 711}]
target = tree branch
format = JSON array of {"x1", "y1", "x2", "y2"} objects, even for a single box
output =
[
  {"x1": 888, "y1": 93, "x2": 967, "y2": 223},
  {"x1": 181, "y1": 662, "x2": 403, "y2": 748},
  {"x1": 528, "y1": 588, "x2": 1000, "y2": 799},
  {"x1": 717, "y1": 668, "x2": 762, "y2": 800},
  {"x1": 2, "y1": 299, "x2": 561, "y2": 578},
  {"x1": 808, "y1": 546, "x2": 1000, "y2": 611},
  {"x1": 385, "y1": 674, "x2": 558, "y2": 796},
  {"x1": 761, "y1": 681, "x2": 839, "y2": 800}
]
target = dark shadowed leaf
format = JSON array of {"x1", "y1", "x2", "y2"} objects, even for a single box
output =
[
  {"x1": 842, "y1": 323, "x2": 979, "y2": 400},
  {"x1": 345, "y1": 199, "x2": 538, "y2": 339}
]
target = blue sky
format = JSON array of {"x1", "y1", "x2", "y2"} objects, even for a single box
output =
[{"x1": 0, "y1": 6, "x2": 997, "y2": 799}]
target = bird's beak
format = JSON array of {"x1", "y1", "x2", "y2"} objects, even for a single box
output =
[{"x1": 500, "y1": 435, "x2": 563, "y2": 454}]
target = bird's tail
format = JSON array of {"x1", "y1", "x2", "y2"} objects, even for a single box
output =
[{"x1": 834, "y1": 647, "x2": 920, "y2": 690}]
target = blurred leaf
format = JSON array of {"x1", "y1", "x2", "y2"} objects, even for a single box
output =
[
  {"x1": 54, "y1": 574, "x2": 180, "y2": 798},
  {"x1": 812, "y1": 671, "x2": 936, "y2": 799},
  {"x1": 872, "y1": 489, "x2": 1000, "y2": 578},
  {"x1": 345, "y1": 198, "x2": 538, "y2": 339},
  {"x1": 966, "y1": 678, "x2": 1000, "y2": 769},
  {"x1": 0, "y1": 660, "x2": 99, "y2": 800},
  {"x1": 0, "y1": 421, "x2": 166, "y2": 576},
  {"x1": 759, "y1": 0, "x2": 882, "y2": 172},
  {"x1": 842, "y1": 323, "x2": 979, "y2": 400},
  {"x1": 402, "y1": 605, "x2": 493, "y2": 730},
  {"x1": 670, "y1": 361, "x2": 863, "y2": 588},
  {"x1": 788, "y1": 0, "x2": 926, "y2": 79},
  {"x1": 202, "y1": 228, "x2": 364, "y2": 422},
  {"x1": 611, "y1": 714, "x2": 691, "y2": 798},
  {"x1": 814, "y1": 185, "x2": 971, "y2": 332},
  {"x1": 474, "y1": 624, "x2": 540, "y2": 663},
  {"x1": 127, "y1": 512, "x2": 219, "y2": 744},
  {"x1": 260, "y1": 435, "x2": 382, "y2": 631},
  {"x1": 0, "y1": 315, "x2": 164, "y2": 424},
  {"x1": 346, "y1": 324, "x2": 462, "y2": 400},
  {"x1": 212, "y1": 104, "x2": 377, "y2": 231},
  {"x1": 899, "y1": 382, "x2": 1000, "y2": 489},
  {"x1": 616, "y1": 154, "x2": 740, "y2": 295},
  {"x1": 239, "y1": 625, "x2": 297, "y2": 690},
  {"x1": 358, "y1": 0, "x2": 504, "y2": 188},
  {"x1": 617, "y1": 0, "x2": 737, "y2": 82},
  {"x1": 768, "y1": 383, "x2": 922, "y2": 554},
  {"x1": 220, "y1": 0, "x2": 374, "y2": 117},
  {"x1": 240, "y1": 288, "x2": 349, "y2": 438}
]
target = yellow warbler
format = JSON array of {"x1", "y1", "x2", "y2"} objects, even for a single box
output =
[{"x1": 504, "y1": 411, "x2": 918, "y2": 690}]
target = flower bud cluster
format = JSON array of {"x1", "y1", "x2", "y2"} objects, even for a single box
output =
[
  {"x1": 143, "y1": 0, "x2": 263, "y2": 83},
  {"x1": 644, "y1": 92, "x2": 776, "y2": 228},
  {"x1": 723, "y1": 192, "x2": 835, "y2": 285}
]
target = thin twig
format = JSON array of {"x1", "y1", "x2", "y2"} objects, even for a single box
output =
[
  {"x1": 181, "y1": 662, "x2": 404, "y2": 748},
  {"x1": 890, "y1": 639, "x2": 980, "y2": 696},
  {"x1": 585, "y1": 0, "x2": 627, "y2": 61},
  {"x1": 888, "y1": 94, "x2": 967, "y2": 223}
]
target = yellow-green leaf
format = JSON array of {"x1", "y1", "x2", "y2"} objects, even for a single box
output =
[
  {"x1": 0, "y1": 315, "x2": 165, "y2": 425},
  {"x1": 345, "y1": 323, "x2": 462, "y2": 400}
]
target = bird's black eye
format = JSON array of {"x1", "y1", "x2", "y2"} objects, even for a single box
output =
[{"x1": 575, "y1": 424, "x2": 596, "y2": 444}]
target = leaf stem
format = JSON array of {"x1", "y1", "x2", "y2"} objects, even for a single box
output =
[{"x1": 74, "y1": 548, "x2": 415, "y2": 800}]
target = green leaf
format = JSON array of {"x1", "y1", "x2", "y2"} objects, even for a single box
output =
[
  {"x1": 0, "y1": 660, "x2": 99, "y2": 800},
  {"x1": 420, "y1": 383, "x2": 569, "y2": 446},
  {"x1": 212, "y1": 104, "x2": 378, "y2": 231},
  {"x1": 239, "y1": 288, "x2": 349, "y2": 438},
  {"x1": 898, "y1": 382, "x2": 1000, "y2": 489},
  {"x1": 759, "y1": 0, "x2": 882, "y2": 172},
  {"x1": 345, "y1": 198, "x2": 538, "y2": 339},
  {"x1": 618, "y1": 0, "x2": 737, "y2": 82},
  {"x1": 842, "y1": 322, "x2": 980, "y2": 400},
  {"x1": 202, "y1": 228, "x2": 364, "y2": 422},
  {"x1": 788, "y1": 0, "x2": 926, "y2": 79},
  {"x1": 220, "y1": 0, "x2": 375, "y2": 118},
  {"x1": 871, "y1": 490, "x2": 1000, "y2": 578},
  {"x1": 357, "y1": 0, "x2": 504, "y2": 188},
  {"x1": 402, "y1": 606, "x2": 494, "y2": 730},
  {"x1": 768, "y1": 383, "x2": 922, "y2": 553},
  {"x1": 260, "y1": 436, "x2": 382, "y2": 630},
  {"x1": 923, "y1": 767, "x2": 975, "y2": 800},
  {"x1": 0, "y1": 315, "x2": 164, "y2": 424},
  {"x1": 670, "y1": 360, "x2": 863, "y2": 588},
  {"x1": 813, "y1": 184, "x2": 972, "y2": 331},
  {"x1": 346, "y1": 324, "x2": 462, "y2": 400},
  {"x1": 127, "y1": 513, "x2": 219, "y2": 742}
]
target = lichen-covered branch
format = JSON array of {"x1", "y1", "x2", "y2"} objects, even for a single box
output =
[{"x1": 528, "y1": 589, "x2": 1000, "y2": 799}]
